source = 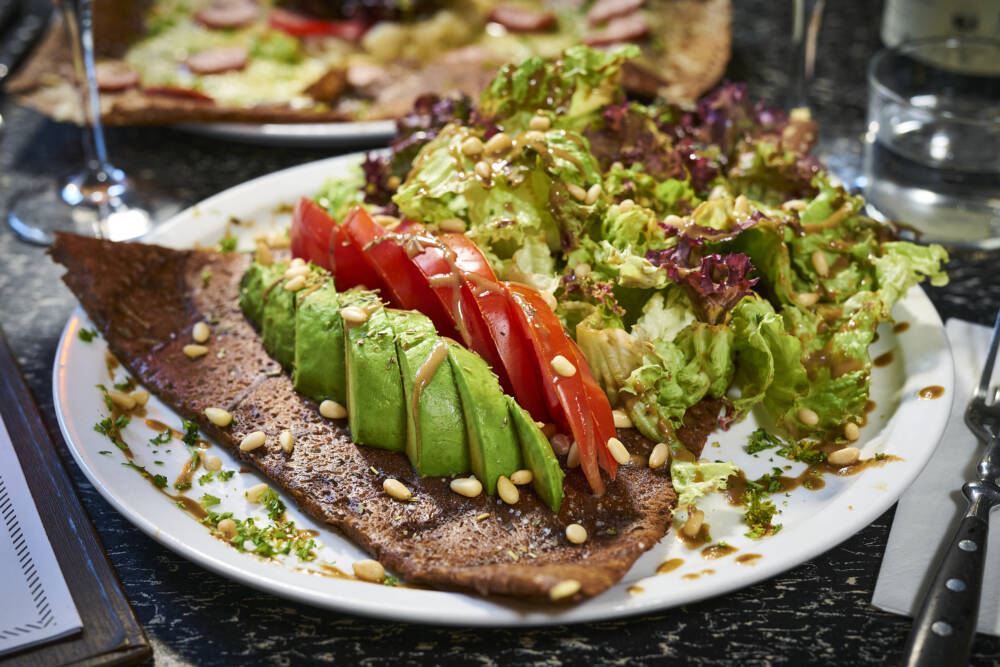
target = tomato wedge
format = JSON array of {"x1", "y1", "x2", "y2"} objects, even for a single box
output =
[
  {"x1": 506, "y1": 283, "x2": 606, "y2": 495},
  {"x1": 570, "y1": 341, "x2": 618, "y2": 479},
  {"x1": 436, "y1": 235, "x2": 549, "y2": 422},
  {"x1": 291, "y1": 197, "x2": 335, "y2": 269},
  {"x1": 268, "y1": 8, "x2": 369, "y2": 40},
  {"x1": 340, "y1": 209, "x2": 460, "y2": 340}
]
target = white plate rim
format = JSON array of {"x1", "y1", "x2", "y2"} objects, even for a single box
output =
[
  {"x1": 51, "y1": 153, "x2": 956, "y2": 627},
  {"x1": 172, "y1": 120, "x2": 396, "y2": 148}
]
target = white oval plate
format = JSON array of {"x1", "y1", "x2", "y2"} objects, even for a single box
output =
[
  {"x1": 173, "y1": 120, "x2": 395, "y2": 148},
  {"x1": 53, "y1": 154, "x2": 954, "y2": 626}
]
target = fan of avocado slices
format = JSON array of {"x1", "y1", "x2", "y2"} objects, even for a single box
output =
[
  {"x1": 239, "y1": 260, "x2": 565, "y2": 511},
  {"x1": 281, "y1": 44, "x2": 949, "y2": 516}
]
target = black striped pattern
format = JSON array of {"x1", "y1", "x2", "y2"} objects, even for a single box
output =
[{"x1": 0, "y1": 475, "x2": 53, "y2": 640}]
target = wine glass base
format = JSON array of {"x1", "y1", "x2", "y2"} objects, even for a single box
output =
[{"x1": 7, "y1": 180, "x2": 153, "y2": 246}]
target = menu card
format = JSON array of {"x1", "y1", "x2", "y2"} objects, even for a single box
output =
[{"x1": 0, "y1": 412, "x2": 82, "y2": 657}]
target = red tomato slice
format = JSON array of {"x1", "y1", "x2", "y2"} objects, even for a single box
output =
[
  {"x1": 341, "y1": 208, "x2": 459, "y2": 340},
  {"x1": 290, "y1": 197, "x2": 334, "y2": 269},
  {"x1": 570, "y1": 341, "x2": 618, "y2": 479},
  {"x1": 268, "y1": 8, "x2": 369, "y2": 40},
  {"x1": 437, "y1": 232, "x2": 496, "y2": 280},
  {"x1": 506, "y1": 283, "x2": 606, "y2": 495}
]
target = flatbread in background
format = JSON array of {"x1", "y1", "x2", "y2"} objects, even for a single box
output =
[{"x1": 7, "y1": 0, "x2": 731, "y2": 127}]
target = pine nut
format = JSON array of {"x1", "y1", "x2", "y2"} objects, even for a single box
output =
[
  {"x1": 450, "y1": 477, "x2": 483, "y2": 497},
  {"x1": 782, "y1": 199, "x2": 808, "y2": 211},
  {"x1": 205, "y1": 407, "x2": 233, "y2": 427},
  {"x1": 130, "y1": 389, "x2": 150, "y2": 406},
  {"x1": 183, "y1": 344, "x2": 209, "y2": 359},
  {"x1": 585, "y1": 184, "x2": 602, "y2": 205},
  {"x1": 319, "y1": 399, "x2": 347, "y2": 419},
  {"x1": 279, "y1": 429, "x2": 294, "y2": 453},
  {"x1": 510, "y1": 469, "x2": 533, "y2": 485},
  {"x1": 484, "y1": 132, "x2": 512, "y2": 155},
  {"x1": 254, "y1": 240, "x2": 273, "y2": 266},
  {"x1": 540, "y1": 290, "x2": 558, "y2": 310},
  {"x1": 709, "y1": 185, "x2": 726, "y2": 200},
  {"x1": 284, "y1": 275, "x2": 306, "y2": 292},
  {"x1": 290, "y1": 257, "x2": 306, "y2": 268},
  {"x1": 797, "y1": 408, "x2": 820, "y2": 426},
  {"x1": 828, "y1": 446, "x2": 860, "y2": 466},
  {"x1": 352, "y1": 559, "x2": 385, "y2": 583},
  {"x1": 461, "y1": 136, "x2": 483, "y2": 156},
  {"x1": 529, "y1": 114, "x2": 550, "y2": 131},
  {"x1": 844, "y1": 422, "x2": 861, "y2": 442},
  {"x1": 239, "y1": 430, "x2": 266, "y2": 451},
  {"x1": 497, "y1": 476, "x2": 519, "y2": 504},
  {"x1": 612, "y1": 409, "x2": 632, "y2": 429},
  {"x1": 567, "y1": 183, "x2": 588, "y2": 202},
  {"x1": 217, "y1": 518, "x2": 237, "y2": 540},
  {"x1": 246, "y1": 482, "x2": 269, "y2": 503},
  {"x1": 203, "y1": 454, "x2": 222, "y2": 471},
  {"x1": 648, "y1": 442, "x2": 669, "y2": 469},
  {"x1": 549, "y1": 579, "x2": 581, "y2": 601},
  {"x1": 573, "y1": 262, "x2": 592, "y2": 279},
  {"x1": 523, "y1": 130, "x2": 546, "y2": 145},
  {"x1": 373, "y1": 214, "x2": 401, "y2": 228},
  {"x1": 565, "y1": 523, "x2": 587, "y2": 544},
  {"x1": 567, "y1": 441, "x2": 580, "y2": 468},
  {"x1": 438, "y1": 218, "x2": 466, "y2": 233},
  {"x1": 550, "y1": 355, "x2": 576, "y2": 377},
  {"x1": 474, "y1": 160, "x2": 492, "y2": 179},
  {"x1": 383, "y1": 478, "x2": 412, "y2": 501},
  {"x1": 811, "y1": 250, "x2": 830, "y2": 277},
  {"x1": 682, "y1": 508, "x2": 705, "y2": 537},
  {"x1": 663, "y1": 214, "x2": 683, "y2": 226},
  {"x1": 607, "y1": 437, "x2": 631, "y2": 465},
  {"x1": 283, "y1": 264, "x2": 310, "y2": 280},
  {"x1": 797, "y1": 292, "x2": 820, "y2": 307},
  {"x1": 734, "y1": 194, "x2": 750, "y2": 217},
  {"x1": 340, "y1": 306, "x2": 369, "y2": 324},
  {"x1": 620, "y1": 198, "x2": 635, "y2": 210},
  {"x1": 192, "y1": 321, "x2": 211, "y2": 343},
  {"x1": 108, "y1": 390, "x2": 136, "y2": 410}
]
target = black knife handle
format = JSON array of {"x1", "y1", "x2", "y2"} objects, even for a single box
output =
[{"x1": 902, "y1": 483, "x2": 996, "y2": 667}]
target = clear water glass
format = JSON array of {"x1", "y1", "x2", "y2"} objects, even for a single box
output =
[{"x1": 863, "y1": 37, "x2": 1000, "y2": 249}]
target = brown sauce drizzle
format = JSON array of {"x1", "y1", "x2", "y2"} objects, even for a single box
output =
[
  {"x1": 736, "y1": 554, "x2": 762, "y2": 566},
  {"x1": 724, "y1": 454, "x2": 902, "y2": 505},
  {"x1": 873, "y1": 351, "x2": 894, "y2": 367},
  {"x1": 678, "y1": 523, "x2": 711, "y2": 549},
  {"x1": 175, "y1": 453, "x2": 202, "y2": 490},
  {"x1": 919, "y1": 385, "x2": 945, "y2": 400},
  {"x1": 702, "y1": 543, "x2": 738, "y2": 560},
  {"x1": 105, "y1": 350, "x2": 120, "y2": 378},
  {"x1": 681, "y1": 572, "x2": 700, "y2": 581},
  {"x1": 893, "y1": 321, "x2": 910, "y2": 334},
  {"x1": 656, "y1": 558, "x2": 685, "y2": 574},
  {"x1": 865, "y1": 400, "x2": 877, "y2": 413},
  {"x1": 626, "y1": 585, "x2": 644, "y2": 595},
  {"x1": 144, "y1": 419, "x2": 210, "y2": 448}
]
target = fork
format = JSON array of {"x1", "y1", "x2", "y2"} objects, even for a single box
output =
[{"x1": 903, "y1": 310, "x2": 1000, "y2": 667}]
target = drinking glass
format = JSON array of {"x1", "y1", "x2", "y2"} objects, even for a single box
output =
[
  {"x1": 6, "y1": 0, "x2": 151, "y2": 245},
  {"x1": 863, "y1": 37, "x2": 1000, "y2": 249}
]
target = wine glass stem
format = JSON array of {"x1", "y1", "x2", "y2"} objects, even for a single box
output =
[
  {"x1": 789, "y1": 0, "x2": 825, "y2": 110},
  {"x1": 63, "y1": 0, "x2": 113, "y2": 178}
]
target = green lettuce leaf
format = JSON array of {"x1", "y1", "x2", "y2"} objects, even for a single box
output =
[
  {"x1": 316, "y1": 171, "x2": 367, "y2": 221},
  {"x1": 671, "y1": 460, "x2": 739, "y2": 506}
]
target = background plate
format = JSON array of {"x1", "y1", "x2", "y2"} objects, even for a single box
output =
[
  {"x1": 52, "y1": 154, "x2": 954, "y2": 626},
  {"x1": 173, "y1": 120, "x2": 396, "y2": 148}
]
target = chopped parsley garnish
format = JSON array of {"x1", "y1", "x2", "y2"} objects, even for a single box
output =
[
  {"x1": 260, "y1": 488, "x2": 286, "y2": 521},
  {"x1": 218, "y1": 470, "x2": 236, "y2": 481},
  {"x1": 113, "y1": 378, "x2": 135, "y2": 392},
  {"x1": 875, "y1": 452, "x2": 887, "y2": 461},
  {"x1": 383, "y1": 575, "x2": 401, "y2": 587},
  {"x1": 201, "y1": 511, "x2": 316, "y2": 561},
  {"x1": 200, "y1": 493, "x2": 221, "y2": 508},
  {"x1": 743, "y1": 487, "x2": 781, "y2": 538},
  {"x1": 175, "y1": 481, "x2": 192, "y2": 491},
  {"x1": 149, "y1": 430, "x2": 171, "y2": 446},
  {"x1": 198, "y1": 472, "x2": 215, "y2": 485},
  {"x1": 744, "y1": 428, "x2": 825, "y2": 464},
  {"x1": 218, "y1": 236, "x2": 238, "y2": 253},
  {"x1": 78, "y1": 328, "x2": 98, "y2": 342},
  {"x1": 745, "y1": 428, "x2": 783, "y2": 454},
  {"x1": 201, "y1": 270, "x2": 212, "y2": 287},
  {"x1": 181, "y1": 419, "x2": 200, "y2": 447},
  {"x1": 153, "y1": 474, "x2": 168, "y2": 489},
  {"x1": 99, "y1": 450, "x2": 111, "y2": 456},
  {"x1": 115, "y1": 415, "x2": 131, "y2": 430}
]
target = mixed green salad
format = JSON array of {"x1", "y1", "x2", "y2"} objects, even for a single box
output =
[{"x1": 276, "y1": 45, "x2": 947, "y2": 520}]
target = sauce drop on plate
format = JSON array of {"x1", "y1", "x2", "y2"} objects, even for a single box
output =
[{"x1": 919, "y1": 385, "x2": 945, "y2": 399}]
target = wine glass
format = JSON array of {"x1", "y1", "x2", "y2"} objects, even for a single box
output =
[
  {"x1": 6, "y1": 0, "x2": 151, "y2": 245},
  {"x1": 787, "y1": 0, "x2": 825, "y2": 111}
]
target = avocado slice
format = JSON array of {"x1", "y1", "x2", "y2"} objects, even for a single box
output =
[
  {"x1": 448, "y1": 342, "x2": 522, "y2": 494},
  {"x1": 260, "y1": 262, "x2": 297, "y2": 369},
  {"x1": 390, "y1": 310, "x2": 470, "y2": 477},
  {"x1": 294, "y1": 279, "x2": 346, "y2": 404},
  {"x1": 345, "y1": 304, "x2": 406, "y2": 452},
  {"x1": 239, "y1": 261, "x2": 284, "y2": 329},
  {"x1": 506, "y1": 396, "x2": 565, "y2": 512}
]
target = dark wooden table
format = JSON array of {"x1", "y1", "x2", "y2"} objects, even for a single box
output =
[{"x1": 2, "y1": 1, "x2": 999, "y2": 664}]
